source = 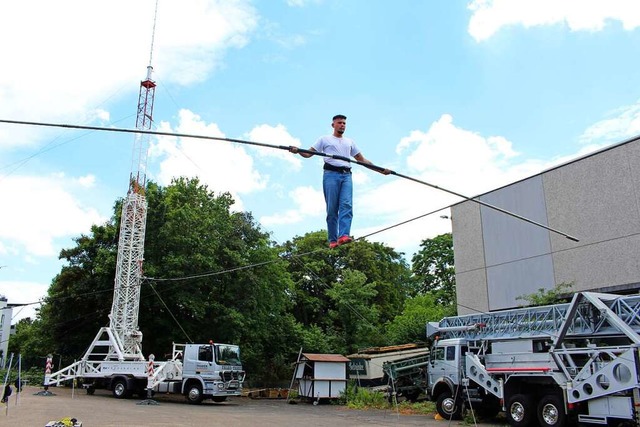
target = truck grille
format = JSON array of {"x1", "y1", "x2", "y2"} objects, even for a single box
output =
[{"x1": 222, "y1": 371, "x2": 244, "y2": 382}]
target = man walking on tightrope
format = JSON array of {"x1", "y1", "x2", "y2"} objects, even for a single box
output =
[{"x1": 290, "y1": 114, "x2": 389, "y2": 248}]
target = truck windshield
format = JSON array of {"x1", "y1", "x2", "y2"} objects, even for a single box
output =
[{"x1": 215, "y1": 344, "x2": 242, "y2": 366}]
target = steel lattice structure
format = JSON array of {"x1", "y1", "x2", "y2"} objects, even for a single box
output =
[
  {"x1": 429, "y1": 292, "x2": 640, "y2": 341},
  {"x1": 109, "y1": 66, "x2": 156, "y2": 360}
]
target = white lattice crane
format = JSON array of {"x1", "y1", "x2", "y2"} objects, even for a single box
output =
[
  {"x1": 107, "y1": 65, "x2": 156, "y2": 361},
  {"x1": 77, "y1": 4, "x2": 158, "y2": 363}
]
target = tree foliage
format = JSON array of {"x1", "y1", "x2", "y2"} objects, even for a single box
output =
[
  {"x1": 411, "y1": 233, "x2": 456, "y2": 306},
  {"x1": 9, "y1": 177, "x2": 444, "y2": 384},
  {"x1": 281, "y1": 231, "x2": 413, "y2": 354},
  {"x1": 385, "y1": 294, "x2": 455, "y2": 344},
  {"x1": 38, "y1": 220, "x2": 118, "y2": 359},
  {"x1": 516, "y1": 282, "x2": 574, "y2": 307},
  {"x1": 7, "y1": 318, "x2": 51, "y2": 370},
  {"x1": 383, "y1": 233, "x2": 458, "y2": 345},
  {"x1": 30, "y1": 178, "x2": 301, "y2": 383}
]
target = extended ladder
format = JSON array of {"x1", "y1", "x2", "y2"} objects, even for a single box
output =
[{"x1": 428, "y1": 292, "x2": 640, "y2": 341}]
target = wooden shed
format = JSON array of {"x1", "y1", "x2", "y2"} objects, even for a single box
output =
[{"x1": 295, "y1": 353, "x2": 350, "y2": 401}]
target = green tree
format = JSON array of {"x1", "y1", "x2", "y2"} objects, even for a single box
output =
[
  {"x1": 30, "y1": 177, "x2": 300, "y2": 384},
  {"x1": 516, "y1": 282, "x2": 574, "y2": 307},
  {"x1": 411, "y1": 233, "x2": 456, "y2": 306},
  {"x1": 326, "y1": 270, "x2": 380, "y2": 354},
  {"x1": 283, "y1": 231, "x2": 412, "y2": 353},
  {"x1": 385, "y1": 293, "x2": 456, "y2": 344},
  {"x1": 38, "y1": 221, "x2": 118, "y2": 359},
  {"x1": 7, "y1": 317, "x2": 51, "y2": 370}
]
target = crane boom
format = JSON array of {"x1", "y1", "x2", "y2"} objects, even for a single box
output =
[{"x1": 427, "y1": 292, "x2": 640, "y2": 341}]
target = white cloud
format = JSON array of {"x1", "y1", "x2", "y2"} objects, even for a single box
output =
[
  {"x1": 580, "y1": 101, "x2": 640, "y2": 145},
  {"x1": 0, "y1": 174, "x2": 104, "y2": 257},
  {"x1": 76, "y1": 174, "x2": 97, "y2": 188},
  {"x1": 154, "y1": 1, "x2": 258, "y2": 85},
  {"x1": 349, "y1": 113, "x2": 575, "y2": 255},
  {"x1": 468, "y1": 0, "x2": 640, "y2": 42},
  {"x1": 286, "y1": 0, "x2": 322, "y2": 7},
  {"x1": 246, "y1": 124, "x2": 303, "y2": 170},
  {"x1": 261, "y1": 20, "x2": 308, "y2": 49},
  {"x1": 260, "y1": 186, "x2": 324, "y2": 226},
  {"x1": 151, "y1": 109, "x2": 267, "y2": 210},
  {"x1": 0, "y1": 280, "x2": 48, "y2": 322},
  {"x1": 0, "y1": 0, "x2": 258, "y2": 148},
  {"x1": 352, "y1": 169, "x2": 371, "y2": 186},
  {"x1": 397, "y1": 114, "x2": 520, "y2": 194},
  {"x1": 274, "y1": 34, "x2": 307, "y2": 49}
]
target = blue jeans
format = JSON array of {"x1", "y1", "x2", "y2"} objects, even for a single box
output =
[{"x1": 323, "y1": 170, "x2": 353, "y2": 243}]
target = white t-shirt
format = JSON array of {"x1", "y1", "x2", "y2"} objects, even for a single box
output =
[{"x1": 312, "y1": 135, "x2": 361, "y2": 168}]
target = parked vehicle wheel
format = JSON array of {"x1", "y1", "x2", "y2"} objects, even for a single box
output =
[
  {"x1": 436, "y1": 391, "x2": 462, "y2": 420},
  {"x1": 86, "y1": 387, "x2": 95, "y2": 395},
  {"x1": 212, "y1": 396, "x2": 227, "y2": 403},
  {"x1": 112, "y1": 378, "x2": 130, "y2": 399},
  {"x1": 537, "y1": 394, "x2": 566, "y2": 427},
  {"x1": 506, "y1": 394, "x2": 534, "y2": 427},
  {"x1": 186, "y1": 383, "x2": 204, "y2": 405}
]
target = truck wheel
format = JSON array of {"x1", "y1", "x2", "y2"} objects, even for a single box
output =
[
  {"x1": 212, "y1": 396, "x2": 227, "y2": 403},
  {"x1": 112, "y1": 379, "x2": 130, "y2": 399},
  {"x1": 507, "y1": 394, "x2": 534, "y2": 427},
  {"x1": 537, "y1": 394, "x2": 566, "y2": 427},
  {"x1": 186, "y1": 383, "x2": 204, "y2": 405},
  {"x1": 436, "y1": 391, "x2": 462, "y2": 420}
]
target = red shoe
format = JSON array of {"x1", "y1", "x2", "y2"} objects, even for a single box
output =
[
  {"x1": 337, "y1": 235, "x2": 353, "y2": 245},
  {"x1": 329, "y1": 241, "x2": 338, "y2": 249}
]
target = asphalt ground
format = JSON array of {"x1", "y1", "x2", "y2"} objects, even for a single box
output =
[{"x1": 1, "y1": 386, "x2": 507, "y2": 427}]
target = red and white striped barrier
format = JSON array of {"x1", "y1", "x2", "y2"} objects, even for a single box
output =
[
  {"x1": 146, "y1": 354, "x2": 155, "y2": 391},
  {"x1": 44, "y1": 354, "x2": 53, "y2": 390}
]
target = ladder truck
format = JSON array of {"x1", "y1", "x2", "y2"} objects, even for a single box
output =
[
  {"x1": 424, "y1": 291, "x2": 640, "y2": 426},
  {"x1": 45, "y1": 30, "x2": 245, "y2": 403}
]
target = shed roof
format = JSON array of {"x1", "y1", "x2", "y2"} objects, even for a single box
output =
[
  {"x1": 348, "y1": 343, "x2": 426, "y2": 356},
  {"x1": 301, "y1": 353, "x2": 350, "y2": 363}
]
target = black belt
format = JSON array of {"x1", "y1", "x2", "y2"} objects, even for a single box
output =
[{"x1": 323, "y1": 163, "x2": 351, "y2": 173}]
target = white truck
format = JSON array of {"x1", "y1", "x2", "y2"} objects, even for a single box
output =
[
  {"x1": 46, "y1": 333, "x2": 245, "y2": 404},
  {"x1": 422, "y1": 291, "x2": 640, "y2": 426}
]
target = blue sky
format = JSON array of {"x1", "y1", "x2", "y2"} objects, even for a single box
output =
[{"x1": 2, "y1": 0, "x2": 640, "y2": 322}]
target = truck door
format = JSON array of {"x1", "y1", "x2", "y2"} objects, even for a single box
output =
[
  {"x1": 429, "y1": 346, "x2": 445, "y2": 386},
  {"x1": 429, "y1": 344, "x2": 461, "y2": 386},
  {"x1": 443, "y1": 345, "x2": 459, "y2": 383},
  {"x1": 195, "y1": 345, "x2": 215, "y2": 374}
]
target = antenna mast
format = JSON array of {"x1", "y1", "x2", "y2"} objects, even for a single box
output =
[{"x1": 109, "y1": 0, "x2": 159, "y2": 360}]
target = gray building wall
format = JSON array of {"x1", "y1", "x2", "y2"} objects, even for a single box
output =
[
  {"x1": 452, "y1": 136, "x2": 640, "y2": 314},
  {"x1": 0, "y1": 298, "x2": 12, "y2": 368}
]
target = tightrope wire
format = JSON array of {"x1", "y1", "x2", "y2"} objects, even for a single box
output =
[{"x1": 0, "y1": 118, "x2": 578, "y2": 241}]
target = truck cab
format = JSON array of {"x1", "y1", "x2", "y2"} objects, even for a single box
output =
[
  {"x1": 428, "y1": 338, "x2": 466, "y2": 388},
  {"x1": 428, "y1": 337, "x2": 501, "y2": 420},
  {"x1": 428, "y1": 338, "x2": 468, "y2": 419},
  {"x1": 177, "y1": 342, "x2": 245, "y2": 404}
]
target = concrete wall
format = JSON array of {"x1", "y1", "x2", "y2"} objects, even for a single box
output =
[{"x1": 452, "y1": 137, "x2": 640, "y2": 314}]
